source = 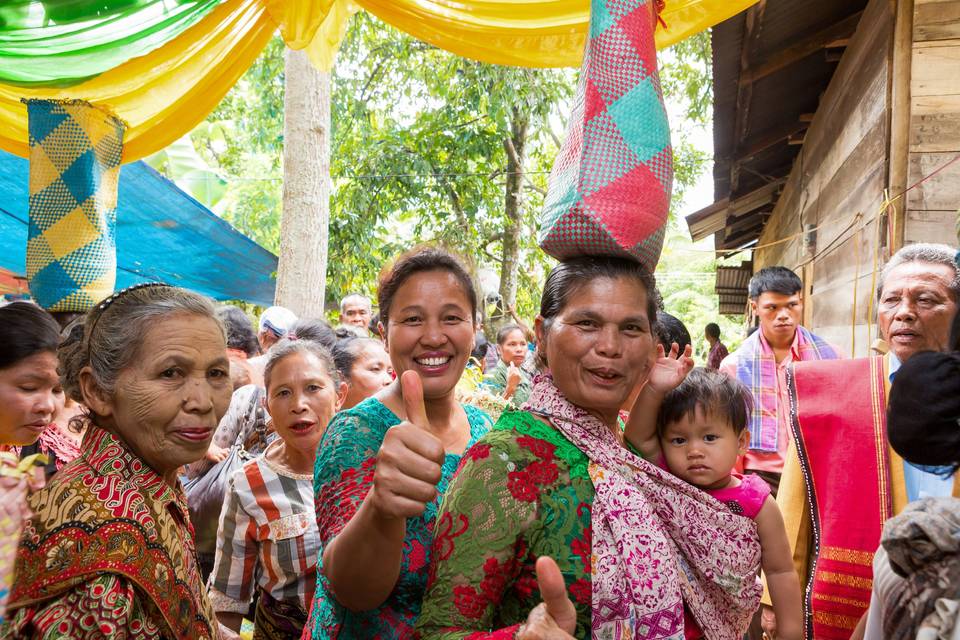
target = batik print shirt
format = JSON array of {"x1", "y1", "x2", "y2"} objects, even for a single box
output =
[
  {"x1": 3, "y1": 427, "x2": 216, "y2": 640},
  {"x1": 305, "y1": 397, "x2": 492, "y2": 639},
  {"x1": 209, "y1": 444, "x2": 319, "y2": 613},
  {"x1": 416, "y1": 410, "x2": 595, "y2": 639}
]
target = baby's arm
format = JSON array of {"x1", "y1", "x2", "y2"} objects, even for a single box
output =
[
  {"x1": 755, "y1": 496, "x2": 803, "y2": 640},
  {"x1": 623, "y1": 383, "x2": 666, "y2": 460},
  {"x1": 623, "y1": 343, "x2": 694, "y2": 460}
]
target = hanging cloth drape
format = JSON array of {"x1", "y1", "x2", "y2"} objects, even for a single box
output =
[
  {"x1": 0, "y1": 0, "x2": 758, "y2": 162},
  {"x1": 26, "y1": 99, "x2": 125, "y2": 311},
  {"x1": 0, "y1": 0, "x2": 222, "y2": 86}
]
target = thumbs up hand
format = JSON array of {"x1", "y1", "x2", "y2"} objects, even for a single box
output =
[
  {"x1": 517, "y1": 557, "x2": 578, "y2": 640},
  {"x1": 370, "y1": 371, "x2": 447, "y2": 520}
]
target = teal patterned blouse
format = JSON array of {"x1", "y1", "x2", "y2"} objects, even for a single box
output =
[{"x1": 305, "y1": 397, "x2": 491, "y2": 639}]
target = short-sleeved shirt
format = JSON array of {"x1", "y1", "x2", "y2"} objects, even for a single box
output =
[
  {"x1": 707, "y1": 341, "x2": 729, "y2": 370},
  {"x1": 719, "y1": 331, "x2": 843, "y2": 474},
  {"x1": 305, "y1": 397, "x2": 491, "y2": 639},
  {"x1": 208, "y1": 446, "x2": 318, "y2": 614}
]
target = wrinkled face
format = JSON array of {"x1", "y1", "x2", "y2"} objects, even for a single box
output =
[
  {"x1": 0, "y1": 351, "x2": 61, "y2": 446},
  {"x1": 341, "y1": 301, "x2": 372, "y2": 331},
  {"x1": 879, "y1": 261, "x2": 958, "y2": 362},
  {"x1": 384, "y1": 270, "x2": 475, "y2": 401},
  {"x1": 499, "y1": 329, "x2": 528, "y2": 366},
  {"x1": 660, "y1": 407, "x2": 749, "y2": 490},
  {"x1": 96, "y1": 314, "x2": 232, "y2": 481},
  {"x1": 266, "y1": 351, "x2": 344, "y2": 459},
  {"x1": 751, "y1": 292, "x2": 802, "y2": 346},
  {"x1": 538, "y1": 277, "x2": 655, "y2": 426},
  {"x1": 343, "y1": 341, "x2": 393, "y2": 409}
]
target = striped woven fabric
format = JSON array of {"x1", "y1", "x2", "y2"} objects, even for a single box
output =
[
  {"x1": 539, "y1": 0, "x2": 672, "y2": 271},
  {"x1": 25, "y1": 99, "x2": 124, "y2": 311}
]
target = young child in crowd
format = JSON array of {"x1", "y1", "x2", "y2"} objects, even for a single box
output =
[{"x1": 627, "y1": 354, "x2": 803, "y2": 640}]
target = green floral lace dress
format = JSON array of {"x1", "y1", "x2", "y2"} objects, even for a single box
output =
[
  {"x1": 306, "y1": 397, "x2": 492, "y2": 639},
  {"x1": 415, "y1": 410, "x2": 596, "y2": 639}
]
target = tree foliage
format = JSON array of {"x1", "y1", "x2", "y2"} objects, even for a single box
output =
[{"x1": 175, "y1": 19, "x2": 741, "y2": 360}]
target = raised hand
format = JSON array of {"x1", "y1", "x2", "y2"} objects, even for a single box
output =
[
  {"x1": 507, "y1": 362, "x2": 522, "y2": 387},
  {"x1": 369, "y1": 371, "x2": 447, "y2": 520},
  {"x1": 517, "y1": 556, "x2": 577, "y2": 640},
  {"x1": 645, "y1": 342, "x2": 695, "y2": 397},
  {"x1": 505, "y1": 362, "x2": 523, "y2": 399}
]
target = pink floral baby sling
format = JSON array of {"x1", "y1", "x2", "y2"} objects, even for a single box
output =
[
  {"x1": 525, "y1": 377, "x2": 762, "y2": 639},
  {"x1": 539, "y1": 0, "x2": 672, "y2": 270}
]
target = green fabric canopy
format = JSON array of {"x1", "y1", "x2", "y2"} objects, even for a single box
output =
[{"x1": 0, "y1": 0, "x2": 221, "y2": 86}]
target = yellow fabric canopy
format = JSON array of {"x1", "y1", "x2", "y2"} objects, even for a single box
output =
[{"x1": 0, "y1": 0, "x2": 757, "y2": 162}]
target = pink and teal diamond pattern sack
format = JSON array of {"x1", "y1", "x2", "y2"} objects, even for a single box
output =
[{"x1": 539, "y1": 0, "x2": 672, "y2": 271}]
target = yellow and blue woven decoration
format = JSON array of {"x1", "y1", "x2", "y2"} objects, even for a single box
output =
[{"x1": 26, "y1": 99, "x2": 125, "y2": 312}]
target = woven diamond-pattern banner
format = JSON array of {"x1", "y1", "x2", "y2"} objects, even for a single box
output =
[
  {"x1": 539, "y1": 0, "x2": 672, "y2": 272},
  {"x1": 26, "y1": 100, "x2": 125, "y2": 311}
]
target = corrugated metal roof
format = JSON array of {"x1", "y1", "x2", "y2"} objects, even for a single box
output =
[{"x1": 695, "y1": 0, "x2": 868, "y2": 252}]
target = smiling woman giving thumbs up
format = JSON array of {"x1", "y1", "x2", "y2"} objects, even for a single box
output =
[{"x1": 305, "y1": 248, "x2": 493, "y2": 640}]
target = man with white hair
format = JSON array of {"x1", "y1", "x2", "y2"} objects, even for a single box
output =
[
  {"x1": 339, "y1": 294, "x2": 372, "y2": 336},
  {"x1": 247, "y1": 305, "x2": 297, "y2": 381},
  {"x1": 762, "y1": 243, "x2": 960, "y2": 639}
]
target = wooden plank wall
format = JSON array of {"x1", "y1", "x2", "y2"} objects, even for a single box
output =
[
  {"x1": 907, "y1": 0, "x2": 960, "y2": 243},
  {"x1": 754, "y1": 0, "x2": 894, "y2": 356}
]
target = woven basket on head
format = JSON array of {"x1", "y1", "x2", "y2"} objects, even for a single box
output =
[{"x1": 539, "y1": 0, "x2": 672, "y2": 272}]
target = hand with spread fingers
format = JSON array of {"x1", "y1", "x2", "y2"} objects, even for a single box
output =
[
  {"x1": 645, "y1": 342, "x2": 695, "y2": 396},
  {"x1": 369, "y1": 371, "x2": 447, "y2": 520},
  {"x1": 517, "y1": 557, "x2": 578, "y2": 640}
]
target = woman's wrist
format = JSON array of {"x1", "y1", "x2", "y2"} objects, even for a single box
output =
[
  {"x1": 639, "y1": 382, "x2": 667, "y2": 404},
  {"x1": 359, "y1": 490, "x2": 407, "y2": 539}
]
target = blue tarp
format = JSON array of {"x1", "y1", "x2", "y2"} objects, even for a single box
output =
[{"x1": 0, "y1": 152, "x2": 277, "y2": 306}]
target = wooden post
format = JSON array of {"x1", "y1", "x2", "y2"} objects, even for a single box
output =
[
  {"x1": 887, "y1": 0, "x2": 914, "y2": 252},
  {"x1": 275, "y1": 48, "x2": 331, "y2": 318}
]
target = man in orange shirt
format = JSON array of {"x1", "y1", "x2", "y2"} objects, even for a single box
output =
[{"x1": 719, "y1": 267, "x2": 843, "y2": 494}]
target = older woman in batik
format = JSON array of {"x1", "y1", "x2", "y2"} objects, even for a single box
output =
[{"x1": 2, "y1": 284, "x2": 231, "y2": 639}]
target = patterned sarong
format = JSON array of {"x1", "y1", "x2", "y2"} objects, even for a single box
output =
[
  {"x1": 526, "y1": 376, "x2": 762, "y2": 639},
  {"x1": 736, "y1": 326, "x2": 838, "y2": 452},
  {"x1": 254, "y1": 590, "x2": 308, "y2": 640},
  {"x1": 787, "y1": 356, "x2": 890, "y2": 639}
]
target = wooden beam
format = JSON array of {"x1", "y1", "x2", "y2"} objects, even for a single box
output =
[
  {"x1": 729, "y1": 178, "x2": 785, "y2": 216},
  {"x1": 686, "y1": 179, "x2": 785, "y2": 242},
  {"x1": 722, "y1": 222, "x2": 766, "y2": 248},
  {"x1": 730, "y1": 0, "x2": 768, "y2": 195},
  {"x1": 727, "y1": 211, "x2": 771, "y2": 235},
  {"x1": 686, "y1": 198, "x2": 731, "y2": 241},
  {"x1": 738, "y1": 11, "x2": 864, "y2": 87},
  {"x1": 888, "y1": 0, "x2": 914, "y2": 252},
  {"x1": 734, "y1": 120, "x2": 809, "y2": 163}
]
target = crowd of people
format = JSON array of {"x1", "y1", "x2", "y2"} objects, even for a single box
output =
[{"x1": 0, "y1": 241, "x2": 957, "y2": 640}]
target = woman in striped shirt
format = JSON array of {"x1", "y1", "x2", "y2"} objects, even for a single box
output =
[{"x1": 209, "y1": 338, "x2": 347, "y2": 640}]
